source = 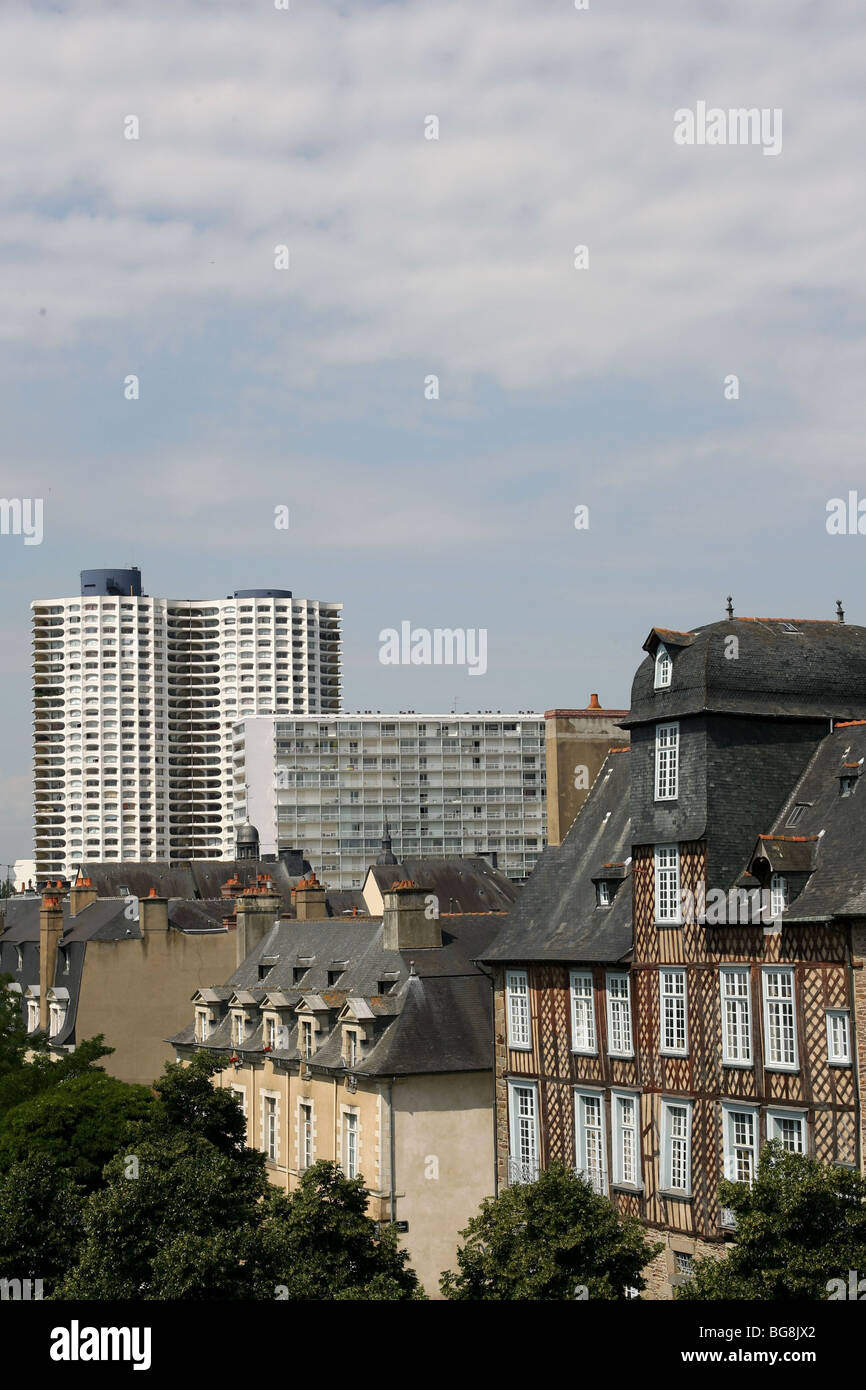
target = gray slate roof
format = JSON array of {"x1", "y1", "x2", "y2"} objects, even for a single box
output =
[
  {"x1": 482, "y1": 749, "x2": 632, "y2": 964},
  {"x1": 365, "y1": 857, "x2": 519, "y2": 913}
]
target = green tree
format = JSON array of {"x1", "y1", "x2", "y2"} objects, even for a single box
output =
[
  {"x1": 0, "y1": 972, "x2": 47, "y2": 1083},
  {"x1": 260, "y1": 1162, "x2": 424, "y2": 1300},
  {"x1": 0, "y1": 1156, "x2": 86, "y2": 1288},
  {"x1": 441, "y1": 1162, "x2": 661, "y2": 1300},
  {"x1": 0, "y1": 1071, "x2": 153, "y2": 1190},
  {"x1": 677, "y1": 1142, "x2": 866, "y2": 1300}
]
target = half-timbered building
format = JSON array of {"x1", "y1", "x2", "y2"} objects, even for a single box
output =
[{"x1": 484, "y1": 611, "x2": 866, "y2": 1297}]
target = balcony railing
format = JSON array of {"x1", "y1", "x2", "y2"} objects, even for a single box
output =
[{"x1": 507, "y1": 1156, "x2": 539, "y2": 1185}]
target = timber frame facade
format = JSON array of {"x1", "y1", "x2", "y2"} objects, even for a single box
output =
[{"x1": 485, "y1": 613, "x2": 866, "y2": 1297}]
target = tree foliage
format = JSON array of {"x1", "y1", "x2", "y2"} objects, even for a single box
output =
[{"x1": 440, "y1": 1161, "x2": 661, "y2": 1300}]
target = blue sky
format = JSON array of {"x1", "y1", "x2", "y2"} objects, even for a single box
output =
[{"x1": 1, "y1": 0, "x2": 864, "y2": 865}]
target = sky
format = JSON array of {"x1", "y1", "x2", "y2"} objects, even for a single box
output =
[{"x1": 1, "y1": 0, "x2": 864, "y2": 866}]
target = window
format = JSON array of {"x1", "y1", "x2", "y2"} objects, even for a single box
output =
[
  {"x1": 343, "y1": 1111, "x2": 359, "y2": 1178},
  {"x1": 606, "y1": 973, "x2": 633, "y2": 1056},
  {"x1": 574, "y1": 1091, "x2": 607, "y2": 1195},
  {"x1": 570, "y1": 971, "x2": 596, "y2": 1054},
  {"x1": 506, "y1": 970, "x2": 531, "y2": 1050},
  {"x1": 654, "y1": 644, "x2": 672, "y2": 689},
  {"x1": 654, "y1": 845, "x2": 681, "y2": 923},
  {"x1": 345, "y1": 1029, "x2": 360, "y2": 1068},
  {"x1": 841, "y1": 776, "x2": 858, "y2": 797},
  {"x1": 233, "y1": 1013, "x2": 245, "y2": 1046},
  {"x1": 300, "y1": 1019, "x2": 314, "y2": 1059},
  {"x1": 299, "y1": 1102, "x2": 314, "y2": 1171},
  {"x1": 195, "y1": 1009, "x2": 209, "y2": 1042},
  {"x1": 722, "y1": 1103, "x2": 758, "y2": 1184},
  {"x1": 660, "y1": 1099, "x2": 692, "y2": 1195},
  {"x1": 612, "y1": 1091, "x2": 641, "y2": 1187},
  {"x1": 826, "y1": 1010, "x2": 851, "y2": 1065},
  {"x1": 674, "y1": 1251, "x2": 694, "y2": 1277},
  {"x1": 596, "y1": 879, "x2": 611, "y2": 907},
  {"x1": 769, "y1": 873, "x2": 788, "y2": 918},
  {"x1": 265, "y1": 1017, "x2": 277, "y2": 1049},
  {"x1": 720, "y1": 968, "x2": 752, "y2": 1065},
  {"x1": 767, "y1": 1109, "x2": 806, "y2": 1153},
  {"x1": 654, "y1": 722, "x2": 679, "y2": 800},
  {"x1": 26, "y1": 999, "x2": 40, "y2": 1032},
  {"x1": 762, "y1": 968, "x2": 798, "y2": 1070},
  {"x1": 660, "y1": 969, "x2": 687, "y2": 1055},
  {"x1": 507, "y1": 1081, "x2": 539, "y2": 1185},
  {"x1": 265, "y1": 1096, "x2": 277, "y2": 1161}
]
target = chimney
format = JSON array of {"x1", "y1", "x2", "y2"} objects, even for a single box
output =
[
  {"x1": 140, "y1": 888, "x2": 168, "y2": 934},
  {"x1": 235, "y1": 877, "x2": 282, "y2": 968},
  {"x1": 587, "y1": 693, "x2": 601, "y2": 710},
  {"x1": 382, "y1": 881, "x2": 442, "y2": 951},
  {"x1": 292, "y1": 872, "x2": 328, "y2": 922},
  {"x1": 69, "y1": 875, "x2": 98, "y2": 916},
  {"x1": 39, "y1": 891, "x2": 64, "y2": 1031}
]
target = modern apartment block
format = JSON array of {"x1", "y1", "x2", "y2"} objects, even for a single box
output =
[
  {"x1": 32, "y1": 568, "x2": 342, "y2": 878},
  {"x1": 234, "y1": 713, "x2": 548, "y2": 888}
]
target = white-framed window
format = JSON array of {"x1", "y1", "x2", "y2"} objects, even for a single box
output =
[
  {"x1": 507, "y1": 1080, "x2": 539, "y2": 1185},
  {"x1": 660, "y1": 969, "x2": 688, "y2": 1055},
  {"x1": 722, "y1": 1102, "x2": 758, "y2": 1184},
  {"x1": 654, "y1": 644, "x2": 672, "y2": 689},
  {"x1": 767, "y1": 1108, "x2": 806, "y2": 1153},
  {"x1": 762, "y1": 968, "x2": 798, "y2": 1070},
  {"x1": 606, "y1": 972, "x2": 633, "y2": 1056},
  {"x1": 232, "y1": 1012, "x2": 245, "y2": 1046},
  {"x1": 265, "y1": 1016, "x2": 277, "y2": 1049},
  {"x1": 300, "y1": 1018, "x2": 314, "y2": 1058},
  {"x1": 195, "y1": 1008, "x2": 209, "y2": 1042},
  {"x1": 770, "y1": 873, "x2": 788, "y2": 917},
  {"x1": 654, "y1": 721, "x2": 679, "y2": 800},
  {"x1": 596, "y1": 880, "x2": 611, "y2": 907},
  {"x1": 343, "y1": 1110, "x2": 359, "y2": 1179},
  {"x1": 720, "y1": 967, "x2": 752, "y2": 1065},
  {"x1": 574, "y1": 1090, "x2": 607, "y2": 1195},
  {"x1": 570, "y1": 970, "x2": 596, "y2": 1054},
  {"x1": 265, "y1": 1095, "x2": 278, "y2": 1161},
  {"x1": 654, "y1": 844, "x2": 681, "y2": 923},
  {"x1": 826, "y1": 1010, "x2": 851, "y2": 1065},
  {"x1": 612, "y1": 1090, "x2": 641, "y2": 1188},
  {"x1": 48, "y1": 1003, "x2": 66, "y2": 1037},
  {"x1": 660, "y1": 1098, "x2": 693, "y2": 1195},
  {"x1": 299, "y1": 1101, "x2": 314, "y2": 1171},
  {"x1": 506, "y1": 969, "x2": 531, "y2": 1050},
  {"x1": 345, "y1": 1028, "x2": 360, "y2": 1068},
  {"x1": 26, "y1": 999, "x2": 40, "y2": 1032}
]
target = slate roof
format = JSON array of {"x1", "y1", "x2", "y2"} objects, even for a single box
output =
[
  {"x1": 365, "y1": 857, "x2": 519, "y2": 913},
  {"x1": 74, "y1": 857, "x2": 311, "y2": 906},
  {"x1": 745, "y1": 723, "x2": 866, "y2": 921},
  {"x1": 624, "y1": 619, "x2": 866, "y2": 727},
  {"x1": 482, "y1": 749, "x2": 632, "y2": 964},
  {"x1": 169, "y1": 911, "x2": 502, "y2": 1076}
]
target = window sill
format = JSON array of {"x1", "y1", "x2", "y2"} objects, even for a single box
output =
[
  {"x1": 611, "y1": 1182, "x2": 644, "y2": 1195},
  {"x1": 571, "y1": 1049, "x2": 599, "y2": 1058},
  {"x1": 508, "y1": 1043, "x2": 532, "y2": 1052},
  {"x1": 655, "y1": 921, "x2": 683, "y2": 929},
  {"x1": 609, "y1": 1052, "x2": 636, "y2": 1061},
  {"x1": 763, "y1": 1064, "x2": 800, "y2": 1074},
  {"x1": 658, "y1": 1189, "x2": 693, "y2": 1202},
  {"x1": 828, "y1": 1060, "x2": 853, "y2": 1069},
  {"x1": 659, "y1": 1050, "x2": 689, "y2": 1059},
  {"x1": 721, "y1": 1060, "x2": 754, "y2": 1069}
]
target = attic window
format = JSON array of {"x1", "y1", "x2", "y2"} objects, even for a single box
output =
[
  {"x1": 654, "y1": 644, "x2": 672, "y2": 690},
  {"x1": 293, "y1": 967, "x2": 309, "y2": 985},
  {"x1": 785, "y1": 804, "x2": 807, "y2": 827},
  {"x1": 779, "y1": 623, "x2": 801, "y2": 635},
  {"x1": 377, "y1": 978, "x2": 398, "y2": 995},
  {"x1": 327, "y1": 969, "x2": 343, "y2": 986},
  {"x1": 596, "y1": 881, "x2": 612, "y2": 908},
  {"x1": 841, "y1": 776, "x2": 858, "y2": 798}
]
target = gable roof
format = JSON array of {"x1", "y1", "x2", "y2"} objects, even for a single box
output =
[{"x1": 482, "y1": 749, "x2": 632, "y2": 964}]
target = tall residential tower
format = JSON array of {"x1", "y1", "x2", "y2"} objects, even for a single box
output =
[{"x1": 32, "y1": 568, "x2": 342, "y2": 877}]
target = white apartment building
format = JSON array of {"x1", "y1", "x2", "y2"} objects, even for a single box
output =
[
  {"x1": 32, "y1": 569, "x2": 341, "y2": 878},
  {"x1": 234, "y1": 713, "x2": 547, "y2": 888}
]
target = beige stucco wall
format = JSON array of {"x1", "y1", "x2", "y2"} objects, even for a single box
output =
[{"x1": 76, "y1": 929, "x2": 236, "y2": 1085}]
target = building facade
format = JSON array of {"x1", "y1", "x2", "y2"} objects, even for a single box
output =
[
  {"x1": 234, "y1": 712, "x2": 548, "y2": 888},
  {"x1": 543, "y1": 696, "x2": 629, "y2": 846},
  {"x1": 32, "y1": 569, "x2": 342, "y2": 877},
  {"x1": 485, "y1": 612, "x2": 866, "y2": 1298}
]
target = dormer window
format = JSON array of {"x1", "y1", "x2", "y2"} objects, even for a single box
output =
[
  {"x1": 841, "y1": 776, "x2": 858, "y2": 798},
  {"x1": 344, "y1": 1028, "x2": 361, "y2": 1068},
  {"x1": 48, "y1": 1002, "x2": 66, "y2": 1037},
  {"x1": 328, "y1": 970, "x2": 343, "y2": 987},
  {"x1": 26, "y1": 999, "x2": 40, "y2": 1032},
  {"x1": 596, "y1": 881, "x2": 611, "y2": 908},
  {"x1": 265, "y1": 1016, "x2": 277, "y2": 1049},
  {"x1": 654, "y1": 644, "x2": 672, "y2": 690},
  {"x1": 195, "y1": 1009, "x2": 209, "y2": 1043},
  {"x1": 232, "y1": 1013, "x2": 246, "y2": 1046},
  {"x1": 293, "y1": 967, "x2": 309, "y2": 985},
  {"x1": 770, "y1": 874, "x2": 788, "y2": 917},
  {"x1": 300, "y1": 1019, "x2": 314, "y2": 1059}
]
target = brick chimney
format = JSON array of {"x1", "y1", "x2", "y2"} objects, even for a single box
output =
[
  {"x1": 382, "y1": 881, "x2": 442, "y2": 951},
  {"x1": 235, "y1": 876, "x2": 282, "y2": 968},
  {"x1": 39, "y1": 891, "x2": 64, "y2": 1031},
  {"x1": 69, "y1": 875, "x2": 98, "y2": 916},
  {"x1": 140, "y1": 887, "x2": 168, "y2": 933},
  {"x1": 293, "y1": 872, "x2": 328, "y2": 922}
]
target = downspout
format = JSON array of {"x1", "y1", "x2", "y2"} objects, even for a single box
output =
[
  {"x1": 388, "y1": 1077, "x2": 397, "y2": 1223},
  {"x1": 847, "y1": 932, "x2": 862, "y2": 1173},
  {"x1": 474, "y1": 958, "x2": 499, "y2": 1197}
]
